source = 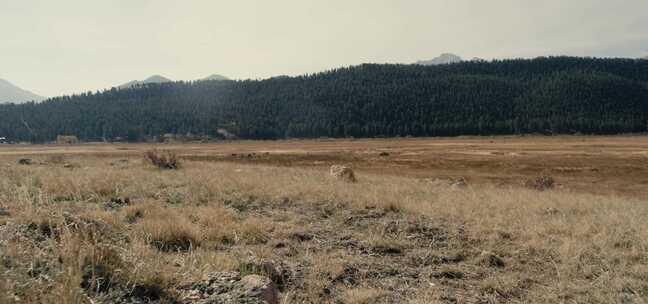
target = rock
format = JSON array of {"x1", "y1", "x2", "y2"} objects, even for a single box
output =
[
  {"x1": 17, "y1": 158, "x2": 32, "y2": 165},
  {"x1": 451, "y1": 178, "x2": 467, "y2": 188},
  {"x1": 330, "y1": 165, "x2": 357, "y2": 183},
  {"x1": 239, "y1": 259, "x2": 296, "y2": 290},
  {"x1": 180, "y1": 272, "x2": 279, "y2": 304},
  {"x1": 239, "y1": 275, "x2": 279, "y2": 304}
]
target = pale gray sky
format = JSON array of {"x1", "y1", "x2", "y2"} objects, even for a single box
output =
[{"x1": 1, "y1": 0, "x2": 647, "y2": 97}]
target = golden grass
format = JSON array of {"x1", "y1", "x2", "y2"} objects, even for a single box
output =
[{"x1": 0, "y1": 155, "x2": 647, "y2": 303}]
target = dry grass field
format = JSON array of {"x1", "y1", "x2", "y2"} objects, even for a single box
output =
[{"x1": 1, "y1": 136, "x2": 648, "y2": 303}]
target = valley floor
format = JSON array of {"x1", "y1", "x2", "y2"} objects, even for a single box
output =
[{"x1": 1, "y1": 136, "x2": 647, "y2": 303}]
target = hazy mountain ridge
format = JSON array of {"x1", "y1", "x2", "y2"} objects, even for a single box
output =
[
  {"x1": 0, "y1": 78, "x2": 45, "y2": 104},
  {"x1": 118, "y1": 75, "x2": 173, "y2": 89},
  {"x1": 203, "y1": 74, "x2": 230, "y2": 81},
  {"x1": 416, "y1": 53, "x2": 463, "y2": 65},
  {"x1": 118, "y1": 74, "x2": 230, "y2": 89}
]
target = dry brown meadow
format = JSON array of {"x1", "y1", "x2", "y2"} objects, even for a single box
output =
[{"x1": 1, "y1": 136, "x2": 648, "y2": 303}]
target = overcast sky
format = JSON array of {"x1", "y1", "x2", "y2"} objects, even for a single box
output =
[{"x1": 1, "y1": 0, "x2": 647, "y2": 97}]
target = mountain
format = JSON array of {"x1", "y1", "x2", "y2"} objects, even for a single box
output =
[
  {"x1": 119, "y1": 75, "x2": 172, "y2": 89},
  {"x1": 0, "y1": 78, "x2": 45, "y2": 104},
  {"x1": 416, "y1": 53, "x2": 463, "y2": 65},
  {"x1": 2, "y1": 56, "x2": 648, "y2": 142},
  {"x1": 203, "y1": 74, "x2": 230, "y2": 81}
]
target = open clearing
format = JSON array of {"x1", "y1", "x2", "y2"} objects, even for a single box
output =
[
  {"x1": 1, "y1": 136, "x2": 648, "y2": 303},
  {"x1": 2, "y1": 135, "x2": 648, "y2": 198}
]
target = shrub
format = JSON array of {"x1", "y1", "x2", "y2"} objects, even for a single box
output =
[
  {"x1": 144, "y1": 150, "x2": 179, "y2": 170},
  {"x1": 18, "y1": 158, "x2": 33, "y2": 165}
]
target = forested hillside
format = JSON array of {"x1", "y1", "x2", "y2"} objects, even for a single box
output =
[{"x1": 1, "y1": 57, "x2": 648, "y2": 142}]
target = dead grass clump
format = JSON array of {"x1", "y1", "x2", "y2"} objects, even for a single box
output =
[
  {"x1": 190, "y1": 206, "x2": 238, "y2": 245},
  {"x1": 138, "y1": 211, "x2": 201, "y2": 251},
  {"x1": 236, "y1": 219, "x2": 271, "y2": 245},
  {"x1": 343, "y1": 288, "x2": 391, "y2": 304},
  {"x1": 144, "y1": 149, "x2": 179, "y2": 170},
  {"x1": 123, "y1": 206, "x2": 144, "y2": 223},
  {"x1": 81, "y1": 245, "x2": 124, "y2": 294},
  {"x1": 525, "y1": 175, "x2": 555, "y2": 190}
]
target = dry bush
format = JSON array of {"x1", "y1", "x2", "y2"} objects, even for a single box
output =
[
  {"x1": 17, "y1": 158, "x2": 32, "y2": 165},
  {"x1": 144, "y1": 149, "x2": 179, "y2": 170}
]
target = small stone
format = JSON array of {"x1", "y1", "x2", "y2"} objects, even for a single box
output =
[
  {"x1": 330, "y1": 165, "x2": 357, "y2": 183},
  {"x1": 238, "y1": 275, "x2": 279, "y2": 304},
  {"x1": 451, "y1": 178, "x2": 467, "y2": 188}
]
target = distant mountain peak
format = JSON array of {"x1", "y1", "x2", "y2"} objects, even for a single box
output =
[
  {"x1": 203, "y1": 74, "x2": 230, "y2": 81},
  {"x1": 416, "y1": 53, "x2": 463, "y2": 66},
  {"x1": 0, "y1": 78, "x2": 45, "y2": 104},
  {"x1": 119, "y1": 75, "x2": 172, "y2": 89},
  {"x1": 144, "y1": 75, "x2": 172, "y2": 82}
]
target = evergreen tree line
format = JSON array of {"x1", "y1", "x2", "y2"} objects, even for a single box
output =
[{"x1": 1, "y1": 56, "x2": 647, "y2": 142}]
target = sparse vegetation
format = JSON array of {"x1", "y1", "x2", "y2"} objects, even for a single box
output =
[
  {"x1": 1, "y1": 139, "x2": 648, "y2": 303},
  {"x1": 144, "y1": 149, "x2": 179, "y2": 169}
]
